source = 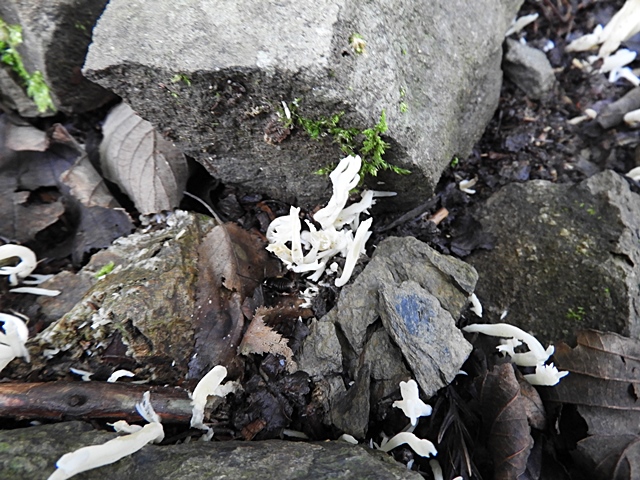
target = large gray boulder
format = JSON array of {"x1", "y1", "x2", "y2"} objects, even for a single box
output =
[
  {"x1": 466, "y1": 171, "x2": 640, "y2": 345},
  {"x1": 83, "y1": 0, "x2": 522, "y2": 209},
  {"x1": 0, "y1": 0, "x2": 116, "y2": 115}
]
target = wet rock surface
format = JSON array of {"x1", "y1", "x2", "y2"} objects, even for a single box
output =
[
  {"x1": 83, "y1": 0, "x2": 522, "y2": 210},
  {"x1": 0, "y1": 421, "x2": 422, "y2": 480},
  {"x1": 298, "y1": 236, "x2": 476, "y2": 437},
  {"x1": 466, "y1": 171, "x2": 640, "y2": 344}
]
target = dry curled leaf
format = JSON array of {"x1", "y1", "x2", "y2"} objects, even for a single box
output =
[
  {"x1": 188, "y1": 223, "x2": 280, "y2": 379},
  {"x1": 238, "y1": 307, "x2": 297, "y2": 373},
  {"x1": 479, "y1": 363, "x2": 533, "y2": 480},
  {"x1": 100, "y1": 102, "x2": 188, "y2": 214},
  {"x1": 542, "y1": 330, "x2": 640, "y2": 480}
]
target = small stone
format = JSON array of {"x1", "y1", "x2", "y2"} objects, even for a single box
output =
[{"x1": 503, "y1": 39, "x2": 555, "y2": 99}]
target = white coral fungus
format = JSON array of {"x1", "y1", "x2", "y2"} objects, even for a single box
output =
[
  {"x1": 524, "y1": 363, "x2": 569, "y2": 386},
  {"x1": 463, "y1": 323, "x2": 569, "y2": 386},
  {"x1": 266, "y1": 155, "x2": 395, "y2": 286},
  {"x1": 393, "y1": 379, "x2": 432, "y2": 427},
  {"x1": 0, "y1": 312, "x2": 30, "y2": 373},
  {"x1": 48, "y1": 392, "x2": 164, "y2": 480}
]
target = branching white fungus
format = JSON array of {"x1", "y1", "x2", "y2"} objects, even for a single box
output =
[
  {"x1": 0, "y1": 312, "x2": 30, "y2": 373},
  {"x1": 48, "y1": 392, "x2": 164, "y2": 480},
  {"x1": 463, "y1": 323, "x2": 553, "y2": 366},
  {"x1": 524, "y1": 363, "x2": 569, "y2": 386},
  {"x1": 463, "y1": 323, "x2": 569, "y2": 386},
  {"x1": 393, "y1": 380, "x2": 432, "y2": 427},
  {"x1": 266, "y1": 155, "x2": 395, "y2": 286}
]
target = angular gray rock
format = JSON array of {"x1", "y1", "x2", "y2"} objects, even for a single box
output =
[
  {"x1": 297, "y1": 236, "x2": 477, "y2": 437},
  {"x1": 503, "y1": 38, "x2": 555, "y2": 99},
  {"x1": 0, "y1": 0, "x2": 116, "y2": 115},
  {"x1": 83, "y1": 0, "x2": 522, "y2": 210},
  {"x1": 379, "y1": 281, "x2": 472, "y2": 397},
  {"x1": 466, "y1": 171, "x2": 640, "y2": 345},
  {"x1": 1, "y1": 421, "x2": 422, "y2": 480}
]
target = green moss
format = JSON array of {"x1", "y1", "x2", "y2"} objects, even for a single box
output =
[
  {"x1": 281, "y1": 101, "x2": 410, "y2": 181},
  {"x1": 170, "y1": 73, "x2": 191, "y2": 86},
  {"x1": 566, "y1": 306, "x2": 586, "y2": 322},
  {"x1": 94, "y1": 261, "x2": 115, "y2": 279},
  {"x1": 0, "y1": 17, "x2": 55, "y2": 113}
]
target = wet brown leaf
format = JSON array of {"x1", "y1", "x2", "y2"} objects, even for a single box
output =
[
  {"x1": 61, "y1": 154, "x2": 120, "y2": 209},
  {"x1": 99, "y1": 102, "x2": 188, "y2": 214},
  {"x1": 479, "y1": 363, "x2": 533, "y2": 480},
  {"x1": 238, "y1": 307, "x2": 297, "y2": 373},
  {"x1": 541, "y1": 330, "x2": 640, "y2": 480},
  {"x1": 188, "y1": 223, "x2": 280, "y2": 379}
]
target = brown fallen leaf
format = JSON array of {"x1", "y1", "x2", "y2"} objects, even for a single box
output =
[
  {"x1": 238, "y1": 307, "x2": 297, "y2": 373},
  {"x1": 188, "y1": 223, "x2": 280, "y2": 379},
  {"x1": 479, "y1": 362, "x2": 533, "y2": 480},
  {"x1": 61, "y1": 154, "x2": 121, "y2": 209},
  {"x1": 541, "y1": 330, "x2": 640, "y2": 480},
  {"x1": 99, "y1": 102, "x2": 188, "y2": 214}
]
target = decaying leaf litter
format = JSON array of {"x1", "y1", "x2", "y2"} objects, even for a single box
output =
[{"x1": 2, "y1": 0, "x2": 640, "y2": 479}]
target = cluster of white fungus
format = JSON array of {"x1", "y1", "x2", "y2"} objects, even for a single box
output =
[
  {"x1": 463, "y1": 323, "x2": 569, "y2": 386},
  {"x1": 566, "y1": 0, "x2": 640, "y2": 87},
  {"x1": 266, "y1": 155, "x2": 395, "y2": 287}
]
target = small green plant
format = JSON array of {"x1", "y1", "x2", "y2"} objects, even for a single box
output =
[
  {"x1": 566, "y1": 306, "x2": 586, "y2": 321},
  {"x1": 450, "y1": 156, "x2": 460, "y2": 168},
  {"x1": 94, "y1": 261, "x2": 115, "y2": 279},
  {"x1": 0, "y1": 18, "x2": 55, "y2": 113},
  {"x1": 399, "y1": 102, "x2": 408, "y2": 113},
  {"x1": 171, "y1": 73, "x2": 191, "y2": 86},
  {"x1": 349, "y1": 33, "x2": 366, "y2": 54}
]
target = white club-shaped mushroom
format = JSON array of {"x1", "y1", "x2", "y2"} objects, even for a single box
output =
[
  {"x1": 190, "y1": 365, "x2": 228, "y2": 429},
  {"x1": 0, "y1": 244, "x2": 37, "y2": 286},
  {"x1": 335, "y1": 217, "x2": 372, "y2": 287},
  {"x1": 393, "y1": 380, "x2": 432, "y2": 427},
  {"x1": 379, "y1": 431, "x2": 437, "y2": 458},
  {"x1": 462, "y1": 323, "x2": 554, "y2": 367}
]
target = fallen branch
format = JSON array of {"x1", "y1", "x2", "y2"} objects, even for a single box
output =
[{"x1": 0, "y1": 381, "x2": 199, "y2": 423}]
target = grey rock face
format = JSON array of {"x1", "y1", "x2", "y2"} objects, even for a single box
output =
[
  {"x1": 503, "y1": 39, "x2": 555, "y2": 99},
  {"x1": 298, "y1": 236, "x2": 476, "y2": 437},
  {"x1": 1, "y1": 421, "x2": 422, "y2": 480},
  {"x1": 467, "y1": 171, "x2": 640, "y2": 344},
  {"x1": 380, "y1": 281, "x2": 472, "y2": 398},
  {"x1": 0, "y1": 0, "x2": 116, "y2": 115},
  {"x1": 83, "y1": 0, "x2": 522, "y2": 209}
]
